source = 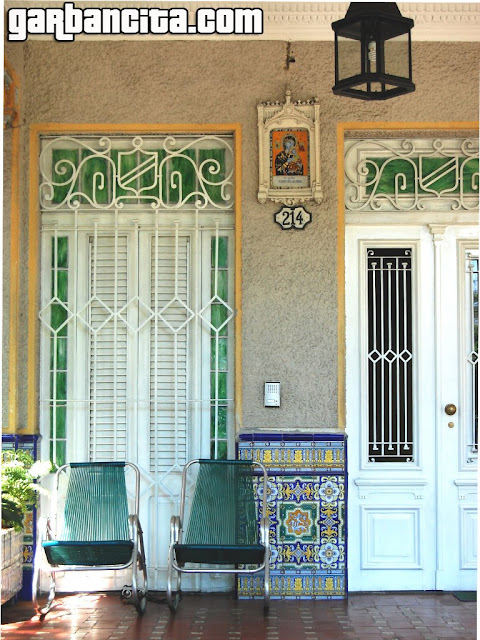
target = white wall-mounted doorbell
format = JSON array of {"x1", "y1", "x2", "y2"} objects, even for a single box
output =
[{"x1": 264, "y1": 381, "x2": 281, "y2": 407}]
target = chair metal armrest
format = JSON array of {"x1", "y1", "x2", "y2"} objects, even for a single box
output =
[
  {"x1": 170, "y1": 515, "x2": 181, "y2": 545},
  {"x1": 259, "y1": 517, "x2": 270, "y2": 547},
  {"x1": 37, "y1": 516, "x2": 54, "y2": 542}
]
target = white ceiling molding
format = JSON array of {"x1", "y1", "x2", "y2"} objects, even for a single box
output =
[{"x1": 5, "y1": 2, "x2": 480, "y2": 42}]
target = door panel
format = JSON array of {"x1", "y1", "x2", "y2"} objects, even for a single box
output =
[
  {"x1": 346, "y1": 224, "x2": 477, "y2": 591},
  {"x1": 435, "y1": 229, "x2": 478, "y2": 590}
]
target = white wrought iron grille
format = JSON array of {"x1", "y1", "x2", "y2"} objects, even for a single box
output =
[
  {"x1": 465, "y1": 253, "x2": 478, "y2": 460},
  {"x1": 366, "y1": 248, "x2": 413, "y2": 462},
  {"x1": 345, "y1": 138, "x2": 479, "y2": 212},
  {"x1": 38, "y1": 134, "x2": 235, "y2": 476}
]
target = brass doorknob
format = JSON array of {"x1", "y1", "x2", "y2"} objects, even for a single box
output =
[{"x1": 445, "y1": 404, "x2": 457, "y2": 416}]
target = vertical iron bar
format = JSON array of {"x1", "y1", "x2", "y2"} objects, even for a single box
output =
[
  {"x1": 174, "y1": 222, "x2": 180, "y2": 465},
  {"x1": 396, "y1": 258, "x2": 401, "y2": 457},
  {"x1": 113, "y1": 211, "x2": 118, "y2": 458},
  {"x1": 371, "y1": 259, "x2": 378, "y2": 452},
  {"x1": 380, "y1": 255, "x2": 385, "y2": 458},
  {"x1": 214, "y1": 221, "x2": 221, "y2": 459},
  {"x1": 402, "y1": 261, "x2": 409, "y2": 451},
  {"x1": 387, "y1": 261, "x2": 393, "y2": 451},
  {"x1": 52, "y1": 230, "x2": 58, "y2": 466}
]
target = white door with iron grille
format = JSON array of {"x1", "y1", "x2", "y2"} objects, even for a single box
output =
[
  {"x1": 346, "y1": 224, "x2": 478, "y2": 591},
  {"x1": 37, "y1": 133, "x2": 237, "y2": 592}
]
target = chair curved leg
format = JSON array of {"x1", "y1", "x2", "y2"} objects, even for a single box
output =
[
  {"x1": 133, "y1": 529, "x2": 148, "y2": 614},
  {"x1": 263, "y1": 561, "x2": 270, "y2": 611},
  {"x1": 166, "y1": 547, "x2": 181, "y2": 612},
  {"x1": 32, "y1": 565, "x2": 56, "y2": 617}
]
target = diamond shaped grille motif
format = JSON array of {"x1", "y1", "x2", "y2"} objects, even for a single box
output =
[
  {"x1": 157, "y1": 297, "x2": 195, "y2": 334},
  {"x1": 199, "y1": 296, "x2": 234, "y2": 333},
  {"x1": 384, "y1": 350, "x2": 397, "y2": 363},
  {"x1": 118, "y1": 296, "x2": 154, "y2": 333},
  {"x1": 467, "y1": 351, "x2": 478, "y2": 365},
  {"x1": 399, "y1": 350, "x2": 413, "y2": 363},
  {"x1": 39, "y1": 298, "x2": 73, "y2": 334},
  {"x1": 77, "y1": 296, "x2": 114, "y2": 334}
]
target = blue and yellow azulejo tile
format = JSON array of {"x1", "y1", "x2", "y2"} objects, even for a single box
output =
[{"x1": 238, "y1": 434, "x2": 347, "y2": 599}]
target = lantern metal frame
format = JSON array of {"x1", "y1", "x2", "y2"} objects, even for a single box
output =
[{"x1": 332, "y1": 2, "x2": 415, "y2": 100}]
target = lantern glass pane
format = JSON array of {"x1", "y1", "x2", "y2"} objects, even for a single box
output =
[
  {"x1": 384, "y1": 33, "x2": 409, "y2": 79},
  {"x1": 337, "y1": 35, "x2": 361, "y2": 81}
]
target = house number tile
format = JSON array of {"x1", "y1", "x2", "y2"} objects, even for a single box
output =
[{"x1": 275, "y1": 206, "x2": 312, "y2": 230}]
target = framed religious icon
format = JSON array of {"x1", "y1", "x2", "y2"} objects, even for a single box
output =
[{"x1": 258, "y1": 91, "x2": 323, "y2": 205}]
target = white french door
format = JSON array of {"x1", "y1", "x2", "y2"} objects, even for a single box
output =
[
  {"x1": 346, "y1": 224, "x2": 478, "y2": 591},
  {"x1": 37, "y1": 133, "x2": 236, "y2": 592}
]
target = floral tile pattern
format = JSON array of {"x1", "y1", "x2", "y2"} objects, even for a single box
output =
[{"x1": 238, "y1": 435, "x2": 346, "y2": 600}]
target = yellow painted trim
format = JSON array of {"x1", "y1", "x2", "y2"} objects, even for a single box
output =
[
  {"x1": 27, "y1": 122, "x2": 244, "y2": 434},
  {"x1": 338, "y1": 121, "x2": 478, "y2": 131},
  {"x1": 233, "y1": 125, "x2": 243, "y2": 432},
  {"x1": 337, "y1": 125, "x2": 346, "y2": 430},
  {"x1": 27, "y1": 130, "x2": 40, "y2": 433},
  {"x1": 5, "y1": 58, "x2": 21, "y2": 434},
  {"x1": 336, "y1": 120, "x2": 479, "y2": 433}
]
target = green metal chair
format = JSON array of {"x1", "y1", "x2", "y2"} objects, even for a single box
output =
[
  {"x1": 167, "y1": 459, "x2": 270, "y2": 611},
  {"x1": 33, "y1": 462, "x2": 148, "y2": 616}
]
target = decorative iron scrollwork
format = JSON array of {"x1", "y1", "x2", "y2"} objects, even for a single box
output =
[
  {"x1": 345, "y1": 138, "x2": 479, "y2": 212},
  {"x1": 39, "y1": 135, "x2": 234, "y2": 211}
]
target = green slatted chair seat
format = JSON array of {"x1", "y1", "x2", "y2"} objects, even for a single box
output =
[
  {"x1": 174, "y1": 461, "x2": 262, "y2": 565},
  {"x1": 42, "y1": 463, "x2": 133, "y2": 567}
]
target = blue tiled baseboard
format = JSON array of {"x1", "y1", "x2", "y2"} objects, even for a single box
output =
[{"x1": 237, "y1": 433, "x2": 347, "y2": 600}]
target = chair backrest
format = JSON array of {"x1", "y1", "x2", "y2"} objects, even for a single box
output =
[
  {"x1": 183, "y1": 460, "x2": 259, "y2": 547},
  {"x1": 60, "y1": 463, "x2": 130, "y2": 542}
]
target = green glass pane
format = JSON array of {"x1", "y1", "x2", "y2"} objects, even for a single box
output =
[
  {"x1": 168, "y1": 150, "x2": 196, "y2": 204},
  {"x1": 211, "y1": 270, "x2": 228, "y2": 300},
  {"x1": 211, "y1": 338, "x2": 228, "y2": 371},
  {"x1": 52, "y1": 149, "x2": 79, "y2": 205},
  {"x1": 211, "y1": 406, "x2": 227, "y2": 438},
  {"x1": 216, "y1": 440, "x2": 228, "y2": 460},
  {"x1": 139, "y1": 150, "x2": 167, "y2": 204},
  {"x1": 50, "y1": 337, "x2": 67, "y2": 369},
  {"x1": 462, "y1": 158, "x2": 479, "y2": 194},
  {"x1": 50, "y1": 303, "x2": 68, "y2": 334},
  {"x1": 112, "y1": 149, "x2": 139, "y2": 203},
  {"x1": 56, "y1": 271, "x2": 68, "y2": 302},
  {"x1": 367, "y1": 156, "x2": 480, "y2": 196},
  {"x1": 211, "y1": 372, "x2": 227, "y2": 400},
  {"x1": 199, "y1": 148, "x2": 225, "y2": 204},
  {"x1": 367, "y1": 158, "x2": 416, "y2": 195},
  {"x1": 55, "y1": 441, "x2": 66, "y2": 467},
  {"x1": 55, "y1": 372, "x2": 67, "y2": 401},
  {"x1": 54, "y1": 237, "x2": 68, "y2": 269},
  {"x1": 57, "y1": 337, "x2": 68, "y2": 370},
  {"x1": 211, "y1": 236, "x2": 228, "y2": 269},
  {"x1": 80, "y1": 150, "x2": 109, "y2": 205},
  {"x1": 210, "y1": 304, "x2": 229, "y2": 336},
  {"x1": 54, "y1": 405, "x2": 67, "y2": 438}
]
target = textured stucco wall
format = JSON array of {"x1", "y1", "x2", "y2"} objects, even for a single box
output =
[{"x1": 4, "y1": 39, "x2": 479, "y2": 433}]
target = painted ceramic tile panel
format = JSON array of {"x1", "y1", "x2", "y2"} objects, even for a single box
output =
[{"x1": 238, "y1": 436, "x2": 347, "y2": 599}]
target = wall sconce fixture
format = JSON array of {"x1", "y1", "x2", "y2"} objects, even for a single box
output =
[{"x1": 332, "y1": 2, "x2": 415, "y2": 100}]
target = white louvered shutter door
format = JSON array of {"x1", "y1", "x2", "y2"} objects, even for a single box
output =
[
  {"x1": 88, "y1": 234, "x2": 128, "y2": 461},
  {"x1": 150, "y1": 235, "x2": 189, "y2": 473}
]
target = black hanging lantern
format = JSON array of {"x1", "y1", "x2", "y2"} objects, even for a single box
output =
[{"x1": 332, "y1": 2, "x2": 415, "y2": 100}]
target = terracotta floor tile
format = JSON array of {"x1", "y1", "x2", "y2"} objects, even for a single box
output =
[{"x1": 0, "y1": 592, "x2": 476, "y2": 640}]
